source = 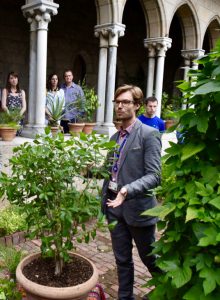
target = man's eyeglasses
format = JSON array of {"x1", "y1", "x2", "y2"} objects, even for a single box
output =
[{"x1": 112, "y1": 99, "x2": 134, "y2": 106}]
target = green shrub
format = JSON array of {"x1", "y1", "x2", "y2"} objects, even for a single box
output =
[
  {"x1": 0, "y1": 129, "x2": 115, "y2": 277},
  {"x1": 144, "y1": 42, "x2": 220, "y2": 299},
  {"x1": 0, "y1": 205, "x2": 27, "y2": 236},
  {"x1": 0, "y1": 245, "x2": 24, "y2": 279},
  {"x1": 0, "y1": 278, "x2": 22, "y2": 300}
]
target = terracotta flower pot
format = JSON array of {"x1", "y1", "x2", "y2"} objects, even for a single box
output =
[
  {"x1": 16, "y1": 252, "x2": 99, "y2": 300},
  {"x1": 82, "y1": 123, "x2": 96, "y2": 134},
  {"x1": 68, "y1": 123, "x2": 85, "y2": 134},
  {"x1": 0, "y1": 127, "x2": 17, "y2": 141}
]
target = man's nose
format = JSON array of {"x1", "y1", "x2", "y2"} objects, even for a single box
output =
[{"x1": 118, "y1": 102, "x2": 123, "y2": 108}]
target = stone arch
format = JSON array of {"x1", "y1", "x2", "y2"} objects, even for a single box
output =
[
  {"x1": 203, "y1": 17, "x2": 220, "y2": 52},
  {"x1": 72, "y1": 50, "x2": 96, "y2": 86},
  {"x1": 95, "y1": 0, "x2": 113, "y2": 24},
  {"x1": 141, "y1": 0, "x2": 166, "y2": 37},
  {"x1": 169, "y1": 1, "x2": 200, "y2": 49}
]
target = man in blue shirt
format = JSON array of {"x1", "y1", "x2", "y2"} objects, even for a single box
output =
[
  {"x1": 60, "y1": 69, "x2": 85, "y2": 133},
  {"x1": 138, "y1": 96, "x2": 165, "y2": 132}
]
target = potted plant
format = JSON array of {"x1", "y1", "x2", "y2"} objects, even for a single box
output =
[
  {"x1": 45, "y1": 94, "x2": 65, "y2": 136},
  {"x1": 68, "y1": 93, "x2": 86, "y2": 134},
  {"x1": 81, "y1": 80, "x2": 99, "y2": 134},
  {"x1": 46, "y1": 95, "x2": 77, "y2": 136},
  {"x1": 0, "y1": 129, "x2": 115, "y2": 300},
  {"x1": 161, "y1": 92, "x2": 179, "y2": 129},
  {"x1": 0, "y1": 109, "x2": 21, "y2": 141}
]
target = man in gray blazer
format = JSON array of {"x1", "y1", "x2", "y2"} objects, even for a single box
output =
[{"x1": 102, "y1": 84, "x2": 162, "y2": 300}]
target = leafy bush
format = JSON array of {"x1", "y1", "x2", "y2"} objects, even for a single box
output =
[
  {"x1": 144, "y1": 42, "x2": 220, "y2": 299},
  {"x1": 81, "y1": 80, "x2": 99, "y2": 122},
  {"x1": 0, "y1": 245, "x2": 24, "y2": 279},
  {"x1": 0, "y1": 129, "x2": 115, "y2": 276},
  {"x1": 0, "y1": 278, "x2": 22, "y2": 300},
  {"x1": 0, "y1": 205, "x2": 27, "y2": 236}
]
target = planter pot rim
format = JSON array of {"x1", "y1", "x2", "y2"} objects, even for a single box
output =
[{"x1": 16, "y1": 252, "x2": 99, "y2": 299}]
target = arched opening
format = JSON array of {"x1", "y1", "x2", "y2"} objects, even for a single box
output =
[
  {"x1": 164, "y1": 14, "x2": 183, "y2": 98},
  {"x1": 203, "y1": 19, "x2": 220, "y2": 53},
  {"x1": 73, "y1": 55, "x2": 86, "y2": 84},
  {"x1": 118, "y1": 0, "x2": 146, "y2": 91}
]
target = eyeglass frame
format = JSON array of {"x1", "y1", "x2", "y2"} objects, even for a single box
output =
[{"x1": 112, "y1": 99, "x2": 135, "y2": 106}]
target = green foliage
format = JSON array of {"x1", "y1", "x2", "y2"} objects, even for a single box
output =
[
  {"x1": 0, "y1": 278, "x2": 22, "y2": 300},
  {"x1": 144, "y1": 42, "x2": 220, "y2": 299},
  {"x1": 161, "y1": 92, "x2": 181, "y2": 120},
  {"x1": 0, "y1": 129, "x2": 116, "y2": 276},
  {"x1": 0, "y1": 109, "x2": 21, "y2": 128},
  {"x1": 46, "y1": 95, "x2": 65, "y2": 127},
  {"x1": 81, "y1": 80, "x2": 99, "y2": 122},
  {"x1": 0, "y1": 245, "x2": 24, "y2": 279},
  {"x1": 0, "y1": 205, "x2": 27, "y2": 236}
]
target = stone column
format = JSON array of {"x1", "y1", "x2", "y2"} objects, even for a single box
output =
[
  {"x1": 21, "y1": 1, "x2": 58, "y2": 138},
  {"x1": 94, "y1": 26, "x2": 109, "y2": 127},
  {"x1": 154, "y1": 38, "x2": 172, "y2": 117},
  {"x1": 181, "y1": 49, "x2": 205, "y2": 109},
  {"x1": 105, "y1": 23, "x2": 125, "y2": 129},
  {"x1": 27, "y1": 18, "x2": 37, "y2": 126},
  {"x1": 144, "y1": 40, "x2": 156, "y2": 97}
]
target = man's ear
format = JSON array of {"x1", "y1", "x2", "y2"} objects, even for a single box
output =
[{"x1": 135, "y1": 104, "x2": 140, "y2": 112}]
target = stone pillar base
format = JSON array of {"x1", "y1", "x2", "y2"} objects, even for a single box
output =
[
  {"x1": 94, "y1": 123, "x2": 117, "y2": 137},
  {"x1": 21, "y1": 124, "x2": 46, "y2": 139}
]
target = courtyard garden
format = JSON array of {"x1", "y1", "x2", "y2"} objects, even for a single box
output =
[{"x1": 0, "y1": 41, "x2": 220, "y2": 299}]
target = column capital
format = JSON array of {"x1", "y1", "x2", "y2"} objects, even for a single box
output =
[
  {"x1": 22, "y1": 0, "x2": 58, "y2": 26},
  {"x1": 94, "y1": 23, "x2": 125, "y2": 47},
  {"x1": 144, "y1": 37, "x2": 172, "y2": 57},
  {"x1": 181, "y1": 49, "x2": 205, "y2": 61}
]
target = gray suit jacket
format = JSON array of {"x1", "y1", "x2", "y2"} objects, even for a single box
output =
[{"x1": 102, "y1": 119, "x2": 162, "y2": 227}]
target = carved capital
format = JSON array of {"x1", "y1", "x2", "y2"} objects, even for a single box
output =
[
  {"x1": 22, "y1": 0, "x2": 58, "y2": 30},
  {"x1": 144, "y1": 37, "x2": 172, "y2": 57},
  {"x1": 181, "y1": 49, "x2": 205, "y2": 61},
  {"x1": 94, "y1": 23, "x2": 125, "y2": 47}
]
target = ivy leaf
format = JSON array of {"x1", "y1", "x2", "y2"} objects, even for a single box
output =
[
  {"x1": 181, "y1": 142, "x2": 205, "y2": 161},
  {"x1": 197, "y1": 113, "x2": 209, "y2": 133},
  {"x1": 198, "y1": 226, "x2": 218, "y2": 246},
  {"x1": 186, "y1": 207, "x2": 204, "y2": 222},
  {"x1": 209, "y1": 196, "x2": 220, "y2": 210},
  {"x1": 194, "y1": 81, "x2": 220, "y2": 94},
  {"x1": 200, "y1": 268, "x2": 220, "y2": 295},
  {"x1": 172, "y1": 263, "x2": 192, "y2": 288},
  {"x1": 142, "y1": 203, "x2": 176, "y2": 219}
]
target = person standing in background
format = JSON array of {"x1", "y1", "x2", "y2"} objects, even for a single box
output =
[
  {"x1": 60, "y1": 69, "x2": 85, "y2": 133},
  {"x1": 1, "y1": 71, "x2": 26, "y2": 135},
  {"x1": 138, "y1": 96, "x2": 165, "y2": 132},
  {"x1": 45, "y1": 73, "x2": 65, "y2": 125},
  {"x1": 1, "y1": 71, "x2": 26, "y2": 116}
]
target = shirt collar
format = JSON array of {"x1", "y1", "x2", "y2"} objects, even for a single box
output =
[{"x1": 119, "y1": 119, "x2": 137, "y2": 135}]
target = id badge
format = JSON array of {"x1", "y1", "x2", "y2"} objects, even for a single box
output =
[{"x1": 108, "y1": 180, "x2": 118, "y2": 193}]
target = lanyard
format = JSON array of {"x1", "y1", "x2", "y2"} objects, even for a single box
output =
[{"x1": 112, "y1": 132, "x2": 128, "y2": 173}]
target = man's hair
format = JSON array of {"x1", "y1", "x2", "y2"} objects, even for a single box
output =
[
  {"x1": 114, "y1": 84, "x2": 143, "y2": 106},
  {"x1": 63, "y1": 69, "x2": 73, "y2": 78},
  {"x1": 144, "y1": 96, "x2": 158, "y2": 105}
]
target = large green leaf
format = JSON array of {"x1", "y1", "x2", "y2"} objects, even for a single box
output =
[
  {"x1": 142, "y1": 203, "x2": 176, "y2": 219},
  {"x1": 209, "y1": 196, "x2": 220, "y2": 210},
  {"x1": 197, "y1": 113, "x2": 209, "y2": 133},
  {"x1": 181, "y1": 142, "x2": 205, "y2": 161},
  {"x1": 194, "y1": 81, "x2": 220, "y2": 95}
]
